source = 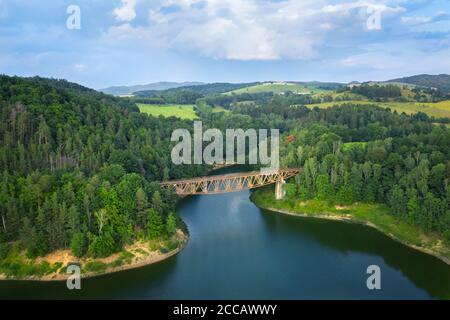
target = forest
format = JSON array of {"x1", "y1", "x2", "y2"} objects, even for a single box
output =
[
  {"x1": 0, "y1": 75, "x2": 449, "y2": 269},
  {"x1": 200, "y1": 95, "x2": 450, "y2": 242},
  {"x1": 0, "y1": 76, "x2": 208, "y2": 261}
]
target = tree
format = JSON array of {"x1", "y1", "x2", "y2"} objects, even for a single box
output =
[
  {"x1": 389, "y1": 185, "x2": 405, "y2": 217},
  {"x1": 147, "y1": 209, "x2": 164, "y2": 239},
  {"x1": 94, "y1": 209, "x2": 108, "y2": 234},
  {"x1": 316, "y1": 174, "x2": 334, "y2": 201},
  {"x1": 166, "y1": 212, "x2": 177, "y2": 236},
  {"x1": 136, "y1": 187, "x2": 148, "y2": 227},
  {"x1": 406, "y1": 188, "x2": 419, "y2": 225},
  {"x1": 88, "y1": 230, "x2": 116, "y2": 258},
  {"x1": 70, "y1": 232, "x2": 87, "y2": 258},
  {"x1": 151, "y1": 191, "x2": 164, "y2": 213}
]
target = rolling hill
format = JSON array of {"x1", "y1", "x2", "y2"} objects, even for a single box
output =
[
  {"x1": 388, "y1": 74, "x2": 450, "y2": 93},
  {"x1": 100, "y1": 81, "x2": 204, "y2": 96}
]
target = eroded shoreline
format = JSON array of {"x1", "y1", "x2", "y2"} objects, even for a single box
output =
[{"x1": 0, "y1": 229, "x2": 188, "y2": 282}]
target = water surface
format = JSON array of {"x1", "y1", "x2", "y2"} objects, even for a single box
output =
[{"x1": 1, "y1": 184, "x2": 449, "y2": 299}]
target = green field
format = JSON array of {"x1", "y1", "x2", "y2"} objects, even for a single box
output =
[
  {"x1": 307, "y1": 100, "x2": 450, "y2": 119},
  {"x1": 342, "y1": 141, "x2": 367, "y2": 152},
  {"x1": 224, "y1": 82, "x2": 316, "y2": 95},
  {"x1": 211, "y1": 106, "x2": 229, "y2": 113},
  {"x1": 138, "y1": 103, "x2": 197, "y2": 120}
]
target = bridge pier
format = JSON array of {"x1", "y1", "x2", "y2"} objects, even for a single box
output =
[{"x1": 275, "y1": 180, "x2": 285, "y2": 200}]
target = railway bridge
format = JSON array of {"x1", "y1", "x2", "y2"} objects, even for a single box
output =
[{"x1": 160, "y1": 168, "x2": 300, "y2": 199}]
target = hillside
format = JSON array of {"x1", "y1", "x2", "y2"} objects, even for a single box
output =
[
  {"x1": 134, "y1": 82, "x2": 259, "y2": 97},
  {"x1": 388, "y1": 74, "x2": 450, "y2": 93},
  {"x1": 0, "y1": 75, "x2": 207, "y2": 276},
  {"x1": 223, "y1": 82, "x2": 314, "y2": 95},
  {"x1": 100, "y1": 81, "x2": 204, "y2": 96}
]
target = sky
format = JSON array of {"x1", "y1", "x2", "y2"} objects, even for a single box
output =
[{"x1": 0, "y1": 0, "x2": 450, "y2": 89}]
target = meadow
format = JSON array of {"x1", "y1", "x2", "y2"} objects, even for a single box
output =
[
  {"x1": 307, "y1": 100, "x2": 450, "y2": 119},
  {"x1": 138, "y1": 103, "x2": 198, "y2": 120},
  {"x1": 224, "y1": 82, "x2": 315, "y2": 95}
]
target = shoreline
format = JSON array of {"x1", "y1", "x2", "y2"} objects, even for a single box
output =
[
  {"x1": 0, "y1": 166, "x2": 226, "y2": 283},
  {"x1": 0, "y1": 230, "x2": 189, "y2": 282},
  {"x1": 254, "y1": 201, "x2": 450, "y2": 267}
]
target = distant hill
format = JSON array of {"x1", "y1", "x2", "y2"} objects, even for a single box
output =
[
  {"x1": 100, "y1": 81, "x2": 204, "y2": 96},
  {"x1": 388, "y1": 74, "x2": 450, "y2": 93},
  {"x1": 134, "y1": 82, "x2": 259, "y2": 97},
  {"x1": 294, "y1": 81, "x2": 346, "y2": 91},
  {"x1": 224, "y1": 82, "x2": 310, "y2": 95}
]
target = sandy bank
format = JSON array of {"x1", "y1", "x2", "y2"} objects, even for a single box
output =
[{"x1": 0, "y1": 229, "x2": 188, "y2": 281}]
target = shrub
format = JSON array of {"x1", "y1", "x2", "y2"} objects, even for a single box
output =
[
  {"x1": 0, "y1": 242, "x2": 10, "y2": 260},
  {"x1": 88, "y1": 232, "x2": 116, "y2": 258},
  {"x1": 70, "y1": 232, "x2": 87, "y2": 258},
  {"x1": 83, "y1": 261, "x2": 107, "y2": 273}
]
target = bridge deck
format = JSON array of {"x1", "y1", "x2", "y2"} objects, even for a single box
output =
[
  {"x1": 160, "y1": 168, "x2": 299, "y2": 185},
  {"x1": 160, "y1": 168, "x2": 300, "y2": 196}
]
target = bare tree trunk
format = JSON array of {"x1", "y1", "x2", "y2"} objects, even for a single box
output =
[{"x1": 1, "y1": 215, "x2": 6, "y2": 233}]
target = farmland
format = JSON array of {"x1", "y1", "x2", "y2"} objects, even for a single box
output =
[
  {"x1": 224, "y1": 82, "x2": 316, "y2": 95},
  {"x1": 306, "y1": 100, "x2": 450, "y2": 119},
  {"x1": 137, "y1": 103, "x2": 198, "y2": 120}
]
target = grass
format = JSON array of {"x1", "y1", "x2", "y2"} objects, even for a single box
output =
[
  {"x1": 224, "y1": 82, "x2": 315, "y2": 95},
  {"x1": 83, "y1": 261, "x2": 107, "y2": 274},
  {"x1": 342, "y1": 141, "x2": 367, "y2": 152},
  {"x1": 212, "y1": 106, "x2": 229, "y2": 113},
  {"x1": 251, "y1": 186, "x2": 450, "y2": 261},
  {"x1": 138, "y1": 103, "x2": 197, "y2": 120},
  {"x1": 0, "y1": 243, "x2": 61, "y2": 279},
  {"x1": 306, "y1": 100, "x2": 450, "y2": 119}
]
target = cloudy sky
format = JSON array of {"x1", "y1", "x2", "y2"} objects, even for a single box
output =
[{"x1": 0, "y1": 0, "x2": 449, "y2": 89}]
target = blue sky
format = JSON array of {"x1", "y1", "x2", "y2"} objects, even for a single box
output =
[{"x1": 0, "y1": 0, "x2": 449, "y2": 89}]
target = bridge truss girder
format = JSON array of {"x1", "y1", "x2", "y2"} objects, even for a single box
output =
[{"x1": 160, "y1": 168, "x2": 300, "y2": 196}]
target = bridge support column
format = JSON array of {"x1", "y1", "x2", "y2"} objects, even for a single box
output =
[{"x1": 275, "y1": 180, "x2": 285, "y2": 200}]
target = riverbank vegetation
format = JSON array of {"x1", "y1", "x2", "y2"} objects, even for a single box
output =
[
  {"x1": 0, "y1": 230, "x2": 186, "y2": 279},
  {"x1": 0, "y1": 75, "x2": 206, "y2": 279},
  {"x1": 251, "y1": 188, "x2": 450, "y2": 263},
  {"x1": 193, "y1": 84, "x2": 450, "y2": 259},
  {"x1": 1, "y1": 74, "x2": 450, "y2": 279}
]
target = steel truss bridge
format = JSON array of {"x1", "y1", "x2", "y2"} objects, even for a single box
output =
[{"x1": 160, "y1": 168, "x2": 300, "y2": 199}]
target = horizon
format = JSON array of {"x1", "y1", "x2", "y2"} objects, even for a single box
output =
[
  {"x1": 1, "y1": 0, "x2": 449, "y2": 89},
  {"x1": 3, "y1": 72, "x2": 448, "y2": 91}
]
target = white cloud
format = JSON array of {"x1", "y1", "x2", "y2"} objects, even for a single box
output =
[
  {"x1": 401, "y1": 16, "x2": 430, "y2": 25},
  {"x1": 103, "y1": 0, "x2": 408, "y2": 60},
  {"x1": 401, "y1": 11, "x2": 450, "y2": 26},
  {"x1": 74, "y1": 63, "x2": 85, "y2": 72},
  {"x1": 114, "y1": 0, "x2": 137, "y2": 22}
]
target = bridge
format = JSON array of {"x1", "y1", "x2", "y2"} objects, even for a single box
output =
[{"x1": 160, "y1": 168, "x2": 300, "y2": 199}]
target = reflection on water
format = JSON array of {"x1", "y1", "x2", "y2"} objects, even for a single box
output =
[{"x1": 0, "y1": 178, "x2": 449, "y2": 299}]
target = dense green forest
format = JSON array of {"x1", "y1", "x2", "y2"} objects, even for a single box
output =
[
  {"x1": 350, "y1": 84, "x2": 402, "y2": 100},
  {"x1": 200, "y1": 97, "x2": 450, "y2": 242},
  {"x1": 0, "y1": 76, "x2": 208, "y2": 260},
  {"x1": 202, "y1": 89, "x2": 449, "y2": 241},
  {"x1": 132, "y1": 82, "x2": 260, "y2": 104},
  {"x1": 0, "y1": 75, "x2": 449, "y2": 267},
  {"x1": 229, "y1": 98, "x2": 450, "y2": 239}
]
